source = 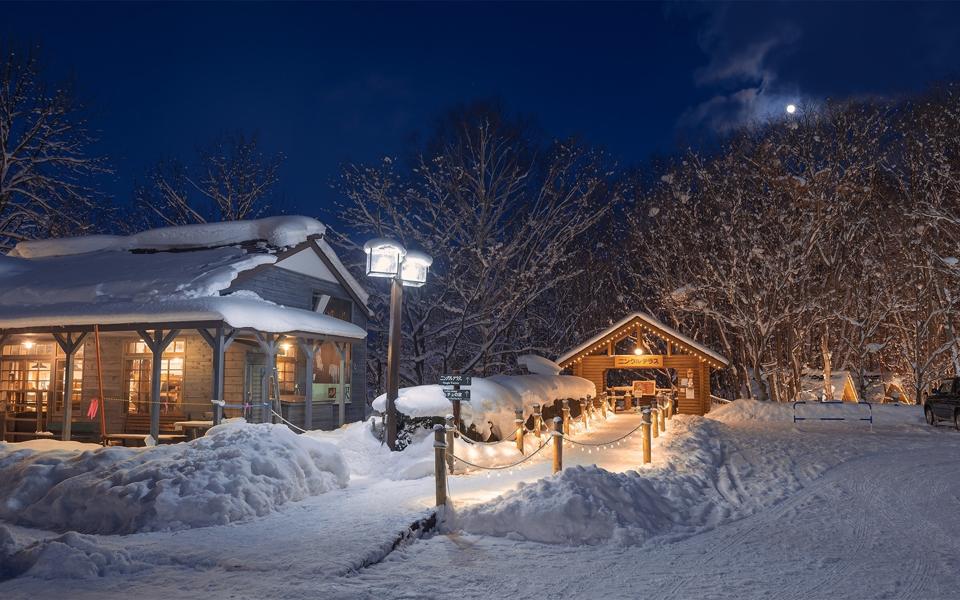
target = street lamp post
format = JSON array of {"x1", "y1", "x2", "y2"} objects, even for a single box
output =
[{"x1": 364, "y1": 239, "x2": 432, "y2": 451}]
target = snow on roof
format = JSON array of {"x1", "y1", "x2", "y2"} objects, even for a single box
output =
[
  {"x1": 0, "y1": 217, "x2": 366, "y2": 339},
  {"x1": 8, "y1": 216, "x2": 326, "y2": 259},
  {"x1": 556, "y1": 312, "x2": 730, "y2": 367},
  {"x1": 799, "y1": 370, "x2": 858, "y2": 402},
  {"x1": 0, "y1": 294, "x2": 367, "y2": 339}
]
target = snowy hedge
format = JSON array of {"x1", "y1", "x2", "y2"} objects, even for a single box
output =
[
  {"x1": 0, "y1": 421, "x2": 348, "y2": 535},
  {"x1": 371, "y1": 374, "x2": 596, "y2": 437}
]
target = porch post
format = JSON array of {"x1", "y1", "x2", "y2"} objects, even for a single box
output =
[
  {"x1": 137, "y1": 329, "x2": 180, "y2": 440},
  {"x1": 254, "y1": 332, "x2": 280, "y2": 424},
  {"x1": 198, "y1": 326, "x2": 238, "y2": 425},
  {"x1": 52, "y1": 331, "x2": 88, "y2": 441},
  {"x1": 335, "y1": 342, "x2": 347, "y2": 428},
  {"x1": 297, "y1": 339, "x2": 320, "y2": 430}
]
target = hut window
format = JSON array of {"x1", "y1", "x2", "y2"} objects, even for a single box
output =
[
  {"x1": 124, "y1": 338, "x2": 186, "y2": 415},
  {"x1": 2, "y1": 342, "x2": 55, "y2": 356},
  {"x1": 0, "y1": 357, "x2": 52, "y2": 413},
  {"x1": 277, "y1": 344, "x2": 297, "y2": 394}
]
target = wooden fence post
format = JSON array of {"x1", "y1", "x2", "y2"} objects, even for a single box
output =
[
  {"x1": 651, "y1": 406, "x2": 660, "y2": 439},
  {"x1": 659, "y1": 403, "x2": 666, "y2": 433},
  {"x1": 533, "y1": 403, "x2": 542, "y2": 439},
  {"x1": 562, "y1": 399, "x2": 571, "y2": 435},
  {"x1": 515, "y1": 409, "x2": 524, "y2": 454},
  {"x1": 445, "y1": 414, "x2": 455, "y2": 474},
  {"x1": 433, "y1": 425, "x2": 447, "y2": 506},
  {"x1": 642, "y1": 409, "x2": 652, "y2": 464},
  {"x1": 579, "y1": 398, "x2": 588, "y2": 429},
  {"x1": 552, "y1": 416, "x2": 563, "y2": 473}
]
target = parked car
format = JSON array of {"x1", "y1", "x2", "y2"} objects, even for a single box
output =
[{"x1": 924, "y1": 378, "x2": 960, "y2": 428}]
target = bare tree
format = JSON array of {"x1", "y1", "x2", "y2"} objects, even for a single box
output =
[
  {"x1": 336, "y1": 107, "x2": 620, "y2": 391},
  {"x1": 0, "y1": 42, "x2": 108, "y2": 249},
  {"x1": 134, "y1": 133, "x2": 283, "y2": 228}
]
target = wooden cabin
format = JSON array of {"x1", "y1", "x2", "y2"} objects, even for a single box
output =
[
  {"x1": 0, "y1": 217, "x2": 371, "y2": 443},
  {"x1": 556, "y1": 313, "x2": 729, "y2": 415}
]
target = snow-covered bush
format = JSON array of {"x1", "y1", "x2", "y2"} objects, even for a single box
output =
[
  {"x1": 371, "y1": 374, "x2": 595, "y2": 438},
  {"x1": 0, "y1": 422, "x2": 348, "y2": 535}
]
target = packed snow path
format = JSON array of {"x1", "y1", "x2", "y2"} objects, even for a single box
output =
[{"x1": 3, "y1": 406, "x2": 960, "y2": 599}]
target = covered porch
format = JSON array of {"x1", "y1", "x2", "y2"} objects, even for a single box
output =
[{"x1": 0, "y1": 299, "x2": 367, "y2": 444}]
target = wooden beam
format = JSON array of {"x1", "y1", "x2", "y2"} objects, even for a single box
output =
[
  {"x1": 52, "y1": 331, "x2": 88, "y2": 441},
  {"x1": 297, "y1": 338, "x2": 321, "y2": 430},
  {"x1": 137, "y1": 329, "x2": 180, "y2": 439},
  {"x1": 335, "y1": 342, "x2": 348, "y2": 428},
  {"x1": 198, "y1": 325, "x2": 237, "y2": 425}
]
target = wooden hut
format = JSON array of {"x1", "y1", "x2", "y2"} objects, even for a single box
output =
[{"x1": 556, "y1": 313, "x2": 729, "y2": 415}]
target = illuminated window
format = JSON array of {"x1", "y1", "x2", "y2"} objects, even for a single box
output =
[
  {"x1": 0, "y1": 358, "x2": 52, "y2": 413},
  {"x1": 2, "y1": 342, "x2": 55, "y2": 356},
  {"x1": 124, "y1": 338, "x2": 185, "y2": 415},
  {"x1": 277, "y1": 343, "x2": 297, "y2": 394}
]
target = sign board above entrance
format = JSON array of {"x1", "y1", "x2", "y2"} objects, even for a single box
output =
[
  {"x1": 614, "y1": 354, "x2": 664, "y2": 368},
  {"x1": 440, "y1": 374, "x2": 472, "y2": 387}
]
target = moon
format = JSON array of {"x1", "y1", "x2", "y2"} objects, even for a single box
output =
[{"x1": 786, "y1": 104, "x2": 797, "y2": 114}]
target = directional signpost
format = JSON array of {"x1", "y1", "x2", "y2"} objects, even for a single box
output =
[
  {"x1": 439, "y1": 374, "x2": 472, "y2": 387},
  {"x1": 443, "y1": 388, "x2": 471, "y2": 401},
  {"x1": 442, "y1": 371, "x2": 472, "y2": 474}
]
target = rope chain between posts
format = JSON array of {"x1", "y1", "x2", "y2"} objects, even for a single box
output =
[
  {"x1": 562, "y1": 421, "x2": 645, "y2": 447},
  {"x1": 453, "y1": 425, "x2": 523, "y2": 446},
  {"x1": 270, "y1": 409, "x2": 310, "y2": 434},
  {"x1": 451, "y1": 437, "x2": 553, "y2": 471}
]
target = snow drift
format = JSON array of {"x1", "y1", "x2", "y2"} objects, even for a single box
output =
[
  {"x1": 0, "y1": 422, "x2": 348, "y2": 535},
  {"x1": 371, "y1": 374, "x2": 595, "y2": 436},
  {"x1": 709, "y1": 398, "x2": 925, "y2": 427},
  {"x1": 0, "y1": 526, "x2": 140, "y2": 580}
]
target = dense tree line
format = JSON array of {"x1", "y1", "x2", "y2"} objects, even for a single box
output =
[{"x1": 340, "y1": 88, "x2": 960, "y2": 404}]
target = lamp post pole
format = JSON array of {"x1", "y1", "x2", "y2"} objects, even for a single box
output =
[{"x1": 385, "y1": 275, "x2": 403, "y2": 451}]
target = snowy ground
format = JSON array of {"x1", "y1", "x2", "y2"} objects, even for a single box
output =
[{"x1": 2, "y1": 402, "x2": 960, "y2": 599}]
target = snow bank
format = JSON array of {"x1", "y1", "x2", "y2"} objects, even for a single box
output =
[
  {"x1": 0, "y1": 526, "x2": 140, "y2": 580},
  {"x1": 0, "y1": 422, "x2": 348, "y2": 535},
  {"x1": 10, "y1": 216, "x2": 325, "y2": 258},
  {"x1": 456, "y1": 417, "x2": 725, "y2": 545},
  {"x1": 307, "y1": 420, "x2": 436, "y2": 481},
  {"x1": 371, "y1": 374, "x2": 595, "y2": 436},
  {"x1": 709, "y1": 399, "x2": 925, "y2": 427}
]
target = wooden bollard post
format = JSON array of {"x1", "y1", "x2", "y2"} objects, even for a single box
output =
[
  {"x1": 608, "y1": 392, "x2": 616, "y2": 413},
  {"x1": 659, "y1": 403, "x2": 666, "y2": 433},
  {"x1": 434, "y1": 425, "x2": 447, "y2": 506},
  {"x1": 650, "y1": 406, "x2": 660, "y2": 438},
  {"x1": 533, "y1": 403, "x2": 542, "y2": 439},
  {"x1": 445, "y1": 415, "x2": 456, "y2": 474},
  {"x1": 666, "y1": 397, "x2": 673, "y2": 420},
  {"x1": 552, "y1": 416, "x2": 563, "y2": 473},
  {"x1": 515, "y1": 409, "x2": 524, "y2": 454},
  {"x1": 599, "y1": 395, "x2": 607, "y2": 420},
  {"x1": 642, "y1": 409, "x2": 652, "y2": 464},
  {"x1": 580, "y1": 398, "x2": 588, "y2": 429},
  {"x1": 562, "y1": 399, "x2": 571, "y2": 435}
]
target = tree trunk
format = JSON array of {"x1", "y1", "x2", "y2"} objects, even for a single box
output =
[{"x1": 821, "y1": 327, "x2": 834, "y2": 401}]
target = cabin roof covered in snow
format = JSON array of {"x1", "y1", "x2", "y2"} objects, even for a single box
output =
[
  {"x1": 0, "y1": 217, "x2": 368, "y2": 340},
  {"x1": 556, "y1": 312, "x2": 730, "y2": 367}
]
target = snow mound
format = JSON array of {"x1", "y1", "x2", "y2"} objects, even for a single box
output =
[
  {"x1": 0, "y1": 526, "x2": 140, "y2": 580},
  {"x1": 10, "y1": 215, "x2": 325, "y2": 258},
  {"x1": 0, "y1": 422, "x2": 348, "y2": 535},
  {"x1": 372, "y1": 374, "x2": 595, "y2": 437},
  {"x1": 457, "y1": 417, "x2": 726, "y2": 545},
  {"x1": 709, "y1": 399, "x2": 925, "y2": 427},
  {"x1": 517, "y1": 354, "x2": 562, "y2": 376},
  {"x1": 307, "y1": 420, "x2": 435, "y2": 481}
]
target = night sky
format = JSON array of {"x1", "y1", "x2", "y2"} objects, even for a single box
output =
[{"x1": 3, "y1": 1, "x2": 960, "y2": 219}]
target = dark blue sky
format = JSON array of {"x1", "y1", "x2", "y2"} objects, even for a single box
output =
[{"x1": 4, "y1": 2, "x2": 960, "y2": 220}]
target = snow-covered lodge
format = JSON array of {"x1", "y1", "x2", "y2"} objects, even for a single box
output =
[{"x1": 0, "y1": 217, "x2": 370, "y2": 443}]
